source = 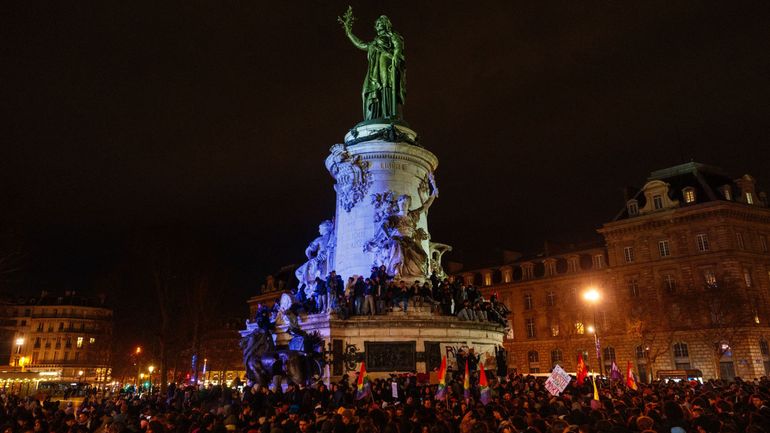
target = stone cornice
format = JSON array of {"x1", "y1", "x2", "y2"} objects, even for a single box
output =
[{"x1": 600, "y1": 202, "x2": 770, "y2": 237}]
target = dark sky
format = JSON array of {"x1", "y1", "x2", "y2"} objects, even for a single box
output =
[{"x1": 2, "y1": 1, "x2": 769, "y2": 308}]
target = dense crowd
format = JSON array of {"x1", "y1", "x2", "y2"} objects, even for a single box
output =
[
  {"x1": 293, "y1": 266, "x2": 509, "y2": 326},
  {"x1": 4, "y1": 371, "x2": 770, "y2": 433}
]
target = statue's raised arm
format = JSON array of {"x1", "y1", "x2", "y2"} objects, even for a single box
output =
[
  {"x1": 338, "y1": 6, "x2": 367, "y2": 51},
  {"x1": 411, "y1": 173, "x2": 439, "y2": 215}
]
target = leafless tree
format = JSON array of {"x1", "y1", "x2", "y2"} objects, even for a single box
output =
[{"x1": 675, "y1": 275, "x2": 754, "y2": 379}]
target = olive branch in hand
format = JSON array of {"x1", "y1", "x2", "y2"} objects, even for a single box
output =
[{"x1": 337, "y1": 6, "x2": 355, "y2": 28}]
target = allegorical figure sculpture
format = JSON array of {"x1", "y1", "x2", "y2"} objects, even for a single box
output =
[
  {"x1": 338, "y1": 6, "x2": 406, "y2": 121},
  {"x1": 365, "y1": 175, "x2": 438, "y2": 278},
  {"x1": 295, "y1": 220, "x2": 335, "y2": 300}
]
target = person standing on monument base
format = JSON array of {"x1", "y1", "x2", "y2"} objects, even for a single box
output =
[
  {"x1": 362, "y1": 278, "x2": 376, "y2": 316},
  {"x1": 326, "y1": 270, "x2": 343, "y2": 313},
  {"x1": 353, "y1": 276, "x2": 366, "y2": 315},
  {"x1": 313, "y1": 277, "x2": 327, "y2": 314}
]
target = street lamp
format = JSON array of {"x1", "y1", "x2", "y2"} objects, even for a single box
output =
[
  {"x1": 134, "y1": 346, "x2": 142, "y2": 389},
  {"x1": 582, "y1": 287, "x2": 603, "y2": 376},
  {"x1": 148, "y1": 365, "x2": 155, "y2": 391}
]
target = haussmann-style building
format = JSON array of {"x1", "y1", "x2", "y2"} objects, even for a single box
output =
[
  {"x1": 1, "y1": 291, "x2": 113, "y2": 384},
  {"x1": 466, "y1": 162, "x2": 770, "y2": 381}
]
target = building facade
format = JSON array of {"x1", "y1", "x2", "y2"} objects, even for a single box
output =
[
  {"x1": 467, "y1": 163, "x2": 770, "y2": 381},
  {"x1": 1, "y1": 291, "x2": 113, "y2": 383}
]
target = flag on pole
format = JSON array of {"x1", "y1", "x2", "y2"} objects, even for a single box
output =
[
  {"x1": 592, "y1": 376, "x2": 600, "y2": 400},
  {"x1": 626, "y1": 361, "x2": 638, "y2": 390},
  {"x1": 355, "y1": 362, "x2": 371, "y2": 400},
  {"x1": 435, "y1": 356, "x2": 447, "y2": 400},
  {"x1": 463, "y1": 359, "x2": 471, "y2": 400},
  {"x1": 479, "y1": 362, "x2": 490, "y2": 405},
  {"x1": 576, "y1": 354, "x2": 588, "y2": 385},
  {"x1": 595, "y1": 337, "x2": 601, "y2": 361},
  {"x1": 609, "y1": 361, "x2": 622, "y2": 381}
]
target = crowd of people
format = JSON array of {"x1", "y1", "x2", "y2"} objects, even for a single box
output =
[
  {"x1": 292, "y1": 266, "x2": 509, "y2": 327},
  {"x1": 4, "y1": 370, "x2": 770, "y2": 433}
]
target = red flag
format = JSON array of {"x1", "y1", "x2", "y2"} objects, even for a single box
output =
[
  {"x1": 356, "y1": 362, "x2": 371, "y2": 400},
  {"x1": 626, "y1": 361, "x2": 638, "y2": 390},
  {"x1": 479, "y1": 362, "x2": 490, "y2": 405},
  {"x1": 576, "y1": 354, "x2": 588, "y2": 385},
  {"x1": 435, "y1": 356, "x2": 447, "y2": 400}
]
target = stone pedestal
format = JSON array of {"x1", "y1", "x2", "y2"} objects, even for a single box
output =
[
  {"x1": 325, "y1": 123, "x2": 439, "y2": 281},
  {"x1": 276, "y1": 309, "x2": 505, "y2": 383}
]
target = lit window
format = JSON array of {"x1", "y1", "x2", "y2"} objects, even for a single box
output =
[
  {"x1": 89, "y1": 338, "x2": 95, "y2": 344},
  {"x1": 525, "y1": 318, "x2": 536, "y2": 338},
  {"x1": 658, "y1": 240, "x2": 670, "y2": 257},
  {"x1": 483, "y1": 274, "x2": 492, "y2": 286},
  {"x1": 736, "y1": 233, "x2": 745, "y2": 250},
  {"x1": 76, "y1": 337, "x2": 83, "y2": 348},
  {"x1": 746, "y1": 192, "x2": 755, "y2": 205},
  {"x1": 575, "y1": 321, "x2": 585, "y2": 335},
  {"x1": 550, "y1": 324, "x2": 560, "y2": 337},
  {"x1": 704, "y1": 270, "x2": 717, "y2": 287},
  {"x1": 623, "y1": 246, "x2": 635, "y2": 263},
  {"x1": 653, "y1": 195, "x2": 664, "y2": 210},
  {"x1": 524, "y1": 294, "x2": 533, "y2": 310},
  {"x1": 696, "y1": 233, "x2": 710, "y2": 252},
  {"x1": 683, "y1": 188, "x2": 696, "y2": 204}
]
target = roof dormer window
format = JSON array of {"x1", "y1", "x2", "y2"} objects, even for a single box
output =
[
  {"x1": 721, "y1": 185, "x2": 732, "y2": 201},
  {"x1": 683, "y1": 187, "x2": 696, "y2": 204},
  {"x1": 627, "y1": 199, "x2": 639, "y2": 216},
  {"x1": 746, "y1": 192, "x2": 755, "y2": 205},
  {"x1": 652, "y1": 194, "x2": 664, "y2": 210}
]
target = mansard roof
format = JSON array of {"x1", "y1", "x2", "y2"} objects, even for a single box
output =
[{"x1": 613, "y1": 161, "x2": 762, "y2": 221}]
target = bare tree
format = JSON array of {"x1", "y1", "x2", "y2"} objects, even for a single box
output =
[
  {"x1": 675, "y1": 275, "x2": 754, "y2": 379},
  {"x1": 626, "y1": 300, "x2": 676, "y2": 382}
]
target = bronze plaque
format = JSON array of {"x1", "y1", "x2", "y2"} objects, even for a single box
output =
[{"x1": 365, "y1": 341, "x2": 416, "y2": 372}]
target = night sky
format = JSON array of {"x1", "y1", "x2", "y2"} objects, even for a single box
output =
[{"x1": 2, "y1": 1, "x2": 769, "y2": 315}]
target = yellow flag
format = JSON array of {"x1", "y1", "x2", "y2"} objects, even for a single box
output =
[{"x1": 592, "y1": 376, "x2": 599, "y2": 401}]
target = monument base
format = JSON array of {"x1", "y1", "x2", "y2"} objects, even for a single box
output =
[{"x1": 275, "y1": 308, "x2": 505, "y2": 383}]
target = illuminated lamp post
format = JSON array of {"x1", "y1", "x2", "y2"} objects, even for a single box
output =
[
  {"x1": 582, "y1": 287, "x2": 603, "y2": 377},
  {"x1": 148, "y1": 365, "x2": 155, "y2": 391},
  {"x1": 134, "y1": 346, "x2": 142, "y2": 389}
]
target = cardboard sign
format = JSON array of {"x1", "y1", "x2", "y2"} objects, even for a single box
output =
[{"x1": 545, "y1": 365, "x2": 571, "y2": 396}]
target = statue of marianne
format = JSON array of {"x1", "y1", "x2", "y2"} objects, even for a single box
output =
[{"x1": 338, "y1": 7, "x2": 406, "y2": 122}]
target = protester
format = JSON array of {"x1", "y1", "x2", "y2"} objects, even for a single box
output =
[{"x1": 7, "y1": 371, "x2": 770, "y2": 433}]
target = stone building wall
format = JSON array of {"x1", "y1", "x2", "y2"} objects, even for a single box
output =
[{"x1": 472, "y1": 164, "x2": 770, "y2": 380}]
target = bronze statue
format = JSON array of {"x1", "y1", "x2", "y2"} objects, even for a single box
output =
[{"x1": 339, "y1": 7, "x2": 406, "y2": 121}]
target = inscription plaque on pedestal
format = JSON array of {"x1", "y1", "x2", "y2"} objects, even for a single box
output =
[{"x1": 365, "y1": 341, "x2": 416, "y2": 371}]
